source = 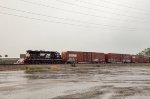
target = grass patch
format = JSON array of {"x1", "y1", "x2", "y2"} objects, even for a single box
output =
[
  {"x1": 22, "y1": 66, "x2": 46, "y2": 72},
  {"x1": 21, "y1": 65, "x2": 61, "y2": 72},
  {"x1": 49, "y1": 65, "x2": 61, "y2": 70}
]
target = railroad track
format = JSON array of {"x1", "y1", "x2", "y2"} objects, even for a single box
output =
[
  {"x1": 0, "y1": 63, "x2": 150, "y2": 66},
  {"x1": 0, "y1": 64, "x2": 63, "y2": 66}
]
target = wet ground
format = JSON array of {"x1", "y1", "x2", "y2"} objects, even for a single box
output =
[{"x1": 1, "y1": 65, "x2": 150, "y2": 99}]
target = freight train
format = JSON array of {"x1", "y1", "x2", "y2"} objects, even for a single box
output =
[{"x1": 17, "y1": 50, "x2": 150, "y2": 64}]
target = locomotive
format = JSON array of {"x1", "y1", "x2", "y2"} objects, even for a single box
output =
[{"x1": 24, "y1": 50, "x2": 63, "y2": 64}]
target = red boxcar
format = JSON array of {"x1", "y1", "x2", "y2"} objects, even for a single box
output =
[
  {"x1": 143, "y1": 56, "x2": 149, "y2": 63},
  {"x1": 61, "y1": 51, "x2": 83, "y2": 63},
  {"x1": 138, "y1": 55, "x2": 145, "y2": 63},
  {"x1": 131, "y1": 55, "x2": 149, "y2": 63},
  {"x1": 62, "y1": 51, "x2": 105, "y2": 63},
  {"x1": 91, "y1": 52, "x2": 105, "y2": 63},
  {"x1": 131, "y1": 55, "x2": 141, "y2": 63},
  {"x1": 105, "y1": 53, "x2": 122, "y2": 63},
  {"x1": 83, "y1": 52, "x2": 92, "y2": 63},
  {"x1": 122, "y1": 54, "x2": 132, "y2": 63}
]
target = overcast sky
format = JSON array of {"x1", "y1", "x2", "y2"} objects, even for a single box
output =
[{"x1": 0, "y1": 0, "x2": 150, "y2": 57}]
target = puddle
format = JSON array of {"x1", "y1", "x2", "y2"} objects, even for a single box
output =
[{"x1": 0, "y1": 65, "x2": 150, "y2": 99}]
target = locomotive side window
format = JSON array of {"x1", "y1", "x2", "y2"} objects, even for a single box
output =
[
  {"x1": 46, "y1": 54, "x2": 51, "y2": 58},
  {"x1": 40, "y1": 53, "x2": 45, "y2": 56}
]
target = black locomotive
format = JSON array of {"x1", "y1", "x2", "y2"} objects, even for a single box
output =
[{"x1": 24, "y1": 50, "x2": 63, "y2": 64}]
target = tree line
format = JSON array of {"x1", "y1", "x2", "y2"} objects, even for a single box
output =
[
  {"x1": 137, "y1": 48, "x2": 150, "y2": 56},
  {"x1": 0, "y1": 55, "x2": 8, "y2": 58}
]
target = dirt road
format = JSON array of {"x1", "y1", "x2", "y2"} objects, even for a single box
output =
[{"x1": 0, "y1": 65, "x2": 150, "y2": 99}]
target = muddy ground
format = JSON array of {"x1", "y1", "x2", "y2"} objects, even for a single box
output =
[{"x1": 0, "y1": 64, "x2": 150, "y2": 99}]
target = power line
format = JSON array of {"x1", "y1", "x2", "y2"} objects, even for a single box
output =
[
  {"x1": 0, "y1": 11, "x2": 137, "y2": 31},
  {"x1": 74, "y1": 0, "x2": 150, "y2": 16},
  {"x1": 100, "y1": 0, "x2": 150, "y2": 13},
  {"x1": 19, "y1": 0, "x2": 150, "y2": 23},
  {"x1": 0, "y1": 5, "x2": 136, "y2": 29},
  {"x1": 52, "y1": 0, "x2": 149, "y2": 20},
  {"x1": 0, "y1": 12, "x2": 99, "y2": 28}
]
